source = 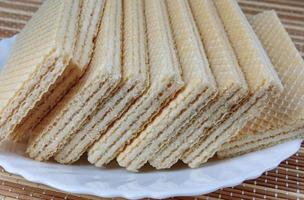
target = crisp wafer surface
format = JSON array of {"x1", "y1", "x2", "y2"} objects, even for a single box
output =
[
  {"x1": 116, "y1": 0, "x2": 218, "y2": 171},
  {"x1": 26, "y1": 0, "x2": 122, "y2": 161},
  {"x1": 10, "y1": 0, "x2": 104, "y2": 142},
  {"x1": 11, "y1": 63, "x2": 82, "y2": 142},
  {"x1": 149, "y1": 0, "x2": 249, "y2": 169},
  {"x1": 181, "y1": 0, "x2": 284, "y2": 168},
  {"x1": 87, "y1": 0, "x2": 184, "y2": 168},
  {"x1": 218, "y1": 11, "x2": 304, "y2": 158},
  {"x1": 0, "y1": 0, "x2": 76, "y2": 141},
  {"x1": 0, "y1": 0, "x2": 303, "y2": 199},
  {"x1": 237, "y1": 11, "x2": 304, "y2": 138},
  {"x1": 73, "y1": 0, "x2": 105, "y2": 68},
  {"x1": 54, "y1": 0, "x2": 149, "y2": 164}
]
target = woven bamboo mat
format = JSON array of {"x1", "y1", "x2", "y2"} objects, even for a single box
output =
[{"x1": 0, "y1": 0, "x2": 303, "y2": 199}]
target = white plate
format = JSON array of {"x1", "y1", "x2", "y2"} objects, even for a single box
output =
[
  {"x1": 0, "y1": 140, "x2": 302, "y2": 199},
  {"x1": 0, "y1": 37, "x2": 303, "y2": 199}
]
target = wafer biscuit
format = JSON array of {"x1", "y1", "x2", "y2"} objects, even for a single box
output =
[
  {"x1": 0, "y1": 0, "x2": 81, "y2": 142},
  {"x1": 26, "y1": 0, "x2": 122, "y2": 161},
  {"x1": 218, "y1": 124, "x2": 304, "y2": 158},
  {"x1": 11, "y1": 63, "x2": 81, "y2": 143},
  {"x1": 116, "y1": 0, "x2": 219, "y2": 171},
  {"x1": 181, "y1": 0, "x2": 283, "y2": 168},
  {"x1": 182, "y1": 90, "x2": 268, "y2": 167},
  {"x1": 74, "y1": 0, "x2": 105, "y2": 68},
  {"x1": 54, "y1": 0, "x2": 149, "y2": 164},
  {"x1": 149, "y1": 0, "x2": 249, "y2": 169},
  {"x1": 217, "y1": 11, "x2": 304, "y2": 158},
  {"x1": 10, "y1": 0, "x2": 105, "y2": 142},
  {"x1": 87, "y1": 0, "x2": 184, "y2": 168}
]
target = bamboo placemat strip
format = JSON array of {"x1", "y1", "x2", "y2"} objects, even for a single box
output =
[
  {"x1": 0, "y1": 0, "x2": 42, "y2": 7},
  {"x1": 0, "y1": 0, "x2": 40, "y2": 39},
  {"x1": 0, "y1": 12, "x2": 31, "y2": 22},
  {"x1": 0, "y1": 1, "x2": 39, "y2": 13},
  {"x1": 0, "y1": 0, "x2": 303, "y2": 199}
]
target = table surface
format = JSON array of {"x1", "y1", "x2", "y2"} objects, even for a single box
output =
[{"x1": 0, "y1": 0, "x2": 303, "y2": 199}]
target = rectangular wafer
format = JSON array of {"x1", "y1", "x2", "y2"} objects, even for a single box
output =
[
  {"x1": 74, "y1": 0, "x2": 106, "y2": 68},
  {"x1": 149, "y1": 0, "x2": 249, "y2": 170},
  {"x1": 218, "y1": 124, "x2": 304, "y2": 158},
  {"x1": 26, "y1": 0, "x2": 122, "y2": 161},
  {"x1": 181, "y1": 0, "x2": 283, "y2": 168},
  {"x1": 217, "y1": 11, "x2": 304, "y2": 158},
  {"x1": 10, "y1": 0, "x2": 105, "y2": 142},
  {"x1": 116, "y1": 0, "x2": 220, "y2": 171},
  {"x1": 0, "y1": 0, "x2": 81, "y2": 142},
  {"x1": 87, "y1": 0, "x2": 184, "y2": 168},
  {"x1": 54, "y1": 0, "x2": 149, "y2": 164}
]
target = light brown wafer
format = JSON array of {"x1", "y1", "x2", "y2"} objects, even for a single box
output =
[
  {"x1": 217, "y1": 101, "x2": 304, "y2": 159},
  {"x1": 26, "y1": 0, "x2": 122, "y2": 161},
  {"x1": 54, "y1": 0, "x2": 149, "y2": 164},
  {"x1": 116, "y1": 0, "x2": 225, "y2": 171},
  {"x1": 149, "y1": 0, "x2": 249, "y2": 170},
  {"x1": 181, "y1": 0, "x2": 283, "y2": 168},
  {"x1": 0, "y1": 0, "x2": 81, "y2": 142},
  {"x1": 218, "y1": 124, "x2": 304, "y2": 158},
  {"x1": 11, "y1": 63, "x2": 81, "y2": 143},
  {"x1": 87, "y1": 0, "x2": 184, "y2": 168},
  {"x1": 73, "y1": 0, "x2": 105, "y2": 68},
  {"x1": 10, "y1": 0, "x2": 105, "y2": 142},
  {"x1": 217, "y1": 11, "x2": 304, "y2": 158},
  {"x1": 182, "y1": 89, "x2": 268, "y2": 167}
]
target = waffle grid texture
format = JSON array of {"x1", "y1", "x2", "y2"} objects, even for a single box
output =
[
  {"x1": 0, "y1": 0, "x2": 303, "y2": 199},
  {"x1": 180, "y1": 0, "x2": 283, "y2": 168},
  {"x1": 0, "y1": 0, "x2": 75, "y2": 142},
  {"x1": 218, "y1": 10, "x2": 304, "y2": 158},
  {"x1": 54, "y1": 0, "x2": 149, "y2": 164},
  {"x1": 149, "y1": 0, "x2": 249, "y2": 170},
  {"x1": 87, "y1": 0, "x2": 184, "y2": 168},
  {"x1": 26, "y1": 0, "x2": 120, "y2": 161}
]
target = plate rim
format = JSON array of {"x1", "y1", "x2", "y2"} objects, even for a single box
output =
[{"x1": 0, "y1": 139, "x2": 302, "y2": 199}]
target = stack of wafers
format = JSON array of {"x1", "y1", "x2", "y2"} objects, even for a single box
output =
[{"x1": 0, "y1": 0, "x2": 303, "y2": 172}]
